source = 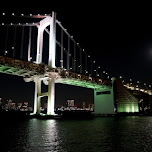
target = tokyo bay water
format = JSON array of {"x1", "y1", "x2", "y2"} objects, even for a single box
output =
[{"x1": 1, "y1": 116, "x2": 152, "y2": 152}]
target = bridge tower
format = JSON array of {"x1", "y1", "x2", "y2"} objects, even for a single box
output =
[{"x1": 34, "y1": 12, "x2": 56, "y2": 115}]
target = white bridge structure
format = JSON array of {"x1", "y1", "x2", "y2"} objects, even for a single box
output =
[{"x1": 0, "y1": 11, "x2": 142, "y2": 115}]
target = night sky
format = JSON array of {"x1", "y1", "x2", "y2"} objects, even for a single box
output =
[{"x1": 0, "y1": 5, "x2": 152, "y2": 107}]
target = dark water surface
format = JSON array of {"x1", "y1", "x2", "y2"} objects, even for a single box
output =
[{"x1": 1, "y1": 116, "x2": 152, "y2": 152}]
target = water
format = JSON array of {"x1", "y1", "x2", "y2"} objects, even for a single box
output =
[{"x1": 1, "y1": 116, "x2": 152, "y2": 152}]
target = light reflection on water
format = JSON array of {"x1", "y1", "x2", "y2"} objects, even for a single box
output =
[{"x1": 1, "y1": 116, "x2": 152, "y2": 152}]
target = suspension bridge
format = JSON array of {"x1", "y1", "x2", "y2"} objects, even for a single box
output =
[{"x1": 0, "y1": 11, "x2": 150, "y2": 116}]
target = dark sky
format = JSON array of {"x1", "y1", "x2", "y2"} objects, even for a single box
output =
[{"x1": 0, "y1": 5, "x2": 152, "y2": 107}]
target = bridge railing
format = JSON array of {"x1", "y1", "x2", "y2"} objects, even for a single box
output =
[
  {"x1": 59, "y1": 69, "x2": 112, "y2": 87},
  {"x1": 0, "y1": 55, "x2": 45, "y2": 74}
]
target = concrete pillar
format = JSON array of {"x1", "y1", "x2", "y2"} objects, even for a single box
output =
[
  {"x1": 47, "y1": 77, "x2": 55, "y2": 115},
  {"x1": 33, "y1": 80, "x2": 38, "y2": 114},
  {"x1": 48, "y1": 11, "x2": 56, "y2": 68},
  {"x1": 36, "y1": 27, "x2": 44, "y2": 64},
  {"x1": 33, "y1": 79, "x2": 41, "y2": 115},
  {"x1": 94, "y1": 88, "x2": 115, "y2": 115}
]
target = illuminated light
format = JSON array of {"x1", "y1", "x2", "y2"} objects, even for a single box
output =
[
  {"x1": 2, "y1": 23, "x2": 4, "y2": 25},
  {"x1": 119, "y1": 76, "x2": 122, "y2": 79},
  {"x1": 88, "y1": 55, "x2": 90, "y2": 58},
  {"x1": 4, "y1": 50, "x2": 8, "y2": 55},
  {"x1": 137, "y1": 81, "x2": 139, "y2": 83},
  {"x1": 18, "y1": 23, "x2": 21, "y2": 25},
  {"x1": 45, "y1": 14, "x2": 47, "y2": 16},
  {"x1": 106, "y1": 73, "x2": 108, "y2": 75},
  {"x1": 98, "y1": 66, "x2": 100, "y2": 68},
  {"x1": 97, "y1": 74, "x2": 99, "y2": 77},
  {"x1": 103, "y1": 71, "x2": 105, "y2": 73},
  {"x1": 2, "y1": 13, "x2": 5, "y2": 15},
  {"x1": 64, "y1": 48, "x2": 66, "y2": 50},
  {"x1": 12, "y1": 47, "x2": 14, "y2": 49},
  {"x1": 83, "y1": 49, "x2": 85, "y2": 51},
  {"x1": 93, "y1": 61, "x2": 95, "y2": 63},
  {"x1": 30, "y1": 14, "x2": 32, "y2": 16},
  {"x1": 77, "y1": 43, "x2": 79, "y2": 45},
  {"x1": 26, "y1": 23, "x2": 28, "y2": 25},
  {"x1": 144, "y1": 83, "x2": 146, "y2": 85},
  {"x1": 149, "y1": 85, "x2": 151, "y2": 87},
  {"x1": 21, "y1": 14, "x2": 24, "y2": 16},
  {"x1": 94, "y1": 70, "x2": 96, "y2": 72},
  {"x1": 70, "y1": 68, "x2": 72, "y2": 70},
  {"x1": 12, "y1": 13, "x2": 15, "y2": 16},
  {"x1": 10, "y1": 23, "x2": 13, "y2": 25},
  {"x1": 130, "y1": 79, "x2": 132, "y2": 81},
  {"x1": 60, "y1": 60, "x2": 63, "y2": 62},
  {"x1": 71, "y1": 36, "x2": 73, "y2": 38},
  {"x1": 136, "y1": 85, "x2": 138, "y2": 87},
  {"x1": 38, "y1": 14, "x2": 40, "y2": 16}
]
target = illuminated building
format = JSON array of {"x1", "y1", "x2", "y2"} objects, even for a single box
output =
[
  {"x1": 88, "y1": 104, "x2": 94, "y2": 111},
  {"x1": 67, "y1": 100, "x2": 74, "y2": 107}
]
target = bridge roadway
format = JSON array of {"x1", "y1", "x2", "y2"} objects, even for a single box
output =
[{"x1": 0, "y1": 55, "x2": 111, "y2": 91}]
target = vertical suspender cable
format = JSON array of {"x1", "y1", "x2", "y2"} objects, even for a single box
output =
[
  {"x1": 13, "y1": 27, "x2": 17, "y2": 58},
  {"x1": 61, "y1": 29, "x2": 63, "y2": 68},
  {"x1": 85, "y1": 53, "x2": 87, "y2": 74},
  {"x1": 91, "y1": 59, "x2": 93, "y2": 76},
  {"x1": 20, "y1": 26, "x2": 24, "y2": 60},
  {"x1": 67, "y1": 37, "x2": 70, "y2": 70},
  {"x1": 4, "y1": 26, "x2": 8, "y2": 55},
  {"x1": 80, "y1": 48, "x2": 82, "y2": 73},
  {"x1": 28, "y1": 26, "x2": 32, "y2": 62},
  {"x1": 74, "y1": 43, "x2": 76, "y2": 72}
]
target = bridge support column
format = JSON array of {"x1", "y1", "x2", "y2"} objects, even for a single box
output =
[
  {"x1": 47, "y1": 77, "x2": 55, "y2": 115},
  {"x1": 94, "y1": 78, "x2": 116, "y2": 115},
  {"x1": 33, "y1": 78, "x2": 41, "y2": 115},
  {"x1": 94, "y1": 88, "x2": 115, "y2": 115}
]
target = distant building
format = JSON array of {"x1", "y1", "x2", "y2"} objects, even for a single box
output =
[
  {"x1": 83, "y1": 102, "x2": 86, "y2": 110},
  {"x1": 88, "y1": 104, "x2": 94, "y2": 111},
  {"x1": 17, "y1": 103, "x2": 22, "y2": 110},
  {"x1": 67, "y1": 100, "x2": 74, "y2": 107}
]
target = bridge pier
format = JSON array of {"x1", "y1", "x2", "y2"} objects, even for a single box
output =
[
  {"x1": 33, "y1": 73, "x2": 57, "y2": 116},
  {"x1": 93, "y1": 88, "x2": 115, "y2": 115},
  {"x1": 33, "y1": 79, "x2": 42, "y2": 115},
  {"x1": 47, "y1": 77, "x2": 55, "y2": 115},
  {"x1": 93, "y1": 78, "x2": 115, "y2": 115}
]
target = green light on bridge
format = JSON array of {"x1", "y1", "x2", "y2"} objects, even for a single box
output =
[
  {"x1": 55, "y1": 78, "x2": 110, "y2": 91},
  {"x1": 117, "y1": 104, "x2": 139, "y2": 113}
]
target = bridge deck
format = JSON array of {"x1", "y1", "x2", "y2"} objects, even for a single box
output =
[{"x1": 0, "y1": 56, "x2": 111, "y2": 90}]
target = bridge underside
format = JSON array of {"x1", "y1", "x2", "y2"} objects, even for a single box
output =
[{"x1": 55, "y1": 78, "x2": 110, "y2": 91}]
